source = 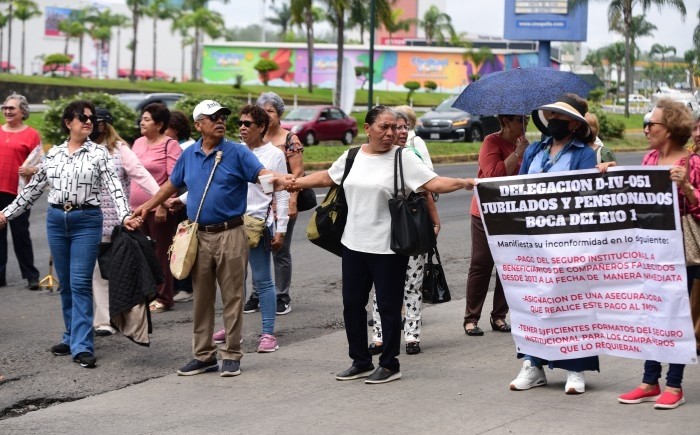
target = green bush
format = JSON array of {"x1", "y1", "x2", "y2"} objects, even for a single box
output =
[
  {"x1": 403, "y1": 80, "x2": 420, "y2": 103},
  {"x1": 173, "y1": 94, "x2": 246, "y2": 140},
  {"x1": 588, "y1": 87, "x2": 604, "y2": 103},
  {"x1": 590, "y1": 105, "x2": 625, "y2": 140},
  {"x1": 42, "y1": 92, "x2": 138, "y2": 146},
  {"x1": 423, "y1": 80, "x2": 438, "y2": 92},
  {"x1": 254, "y1": 59, "x2": 279, "y2": 86}
]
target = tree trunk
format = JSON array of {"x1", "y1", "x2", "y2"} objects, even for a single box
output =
[
  {"x1": 306, "y1": 10, "x2": 313, "y2": 93},
  {"x1": 0, "y1": 28, "x2": 4, "y2": 72},
  {"x1": 116, "y1": 28, "x2": 121, "y2": 76},
  {"x1": 152, "y1": 18, "x2": 157, "y2": 80},
  {"x1": 130, "y1": 4, "x2": 139, "y2": 82},
  {"x1": 616, "y1": 66, "x2": 622, "y2": 106},
  {"x1": 334, "y1": 11, "x2": 344, "y2": 107},
  {"x1": 190, "y1": 35, "x2": 197, "y2": 81},
  {"x1": 181, "y1": 41, "x2": 186, "y2": 82},
  {"x1": 623, "y1": 6, "x2": 631, "y2": 118},
  {"x1": 20, "y1": 22, "x2": 25, "y2": 75},
  {"x1": 6, "y1": 4, "x2": 12, "y2": 73},
  {"x1": 78, "y1": 35, "x2": 84, "y2": 78}
]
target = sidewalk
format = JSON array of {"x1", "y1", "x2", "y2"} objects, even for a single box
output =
[{"x1": 1, "y1": 300, "x2": 697, "y2": 435}]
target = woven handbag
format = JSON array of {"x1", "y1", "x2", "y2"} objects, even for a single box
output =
[{"x1": 168, "y1": 151, "x2": 223, "y2": 279}]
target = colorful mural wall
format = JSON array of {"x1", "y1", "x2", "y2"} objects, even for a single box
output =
[{"x1": 202, "y1": 45, "x2": 541, "y2": 94}]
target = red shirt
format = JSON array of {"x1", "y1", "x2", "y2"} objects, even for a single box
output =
[
  {"x1": 0, "y1": 126, "x2": 41, "y2": 195},
  {"x1": 470, "y1": 133, "x2": 522, "y2": 217}
]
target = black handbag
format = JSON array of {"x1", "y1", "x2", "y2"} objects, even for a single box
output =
[
  {"x1": 297, "y1": 187, "x2": 318, "y2": 212},
  {"x1": 388, "y1": 147, "x2": 436, "y2": 256},
  {"x1": 421, "y1": 246, "x2": 451, "y2": 304},
  {"x1": 306, "y1": 147, "x2": 360, "y2": 256}
]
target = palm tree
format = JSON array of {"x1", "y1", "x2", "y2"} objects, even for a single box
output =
[
  {"x1": 575, "y1": 0, "x2": 687, "y2": 117},
  {"x1": 268, "y1": 1, "x2": 292, "y2": 38},
  {"x1": 86, "y1": 7, "x2": 119, "y2": 79},
  {"x1": 179, "y1": 5, "x2": 225, "y2": 81},
  {"x1": 603, "y1": 42, "x2": 626, "y2": 103},
  {"x1": 110, "y1": 13, "x2": 130, "y2": 76},
  {"x1": 419, "y1": 5, "x2": 455, "y2": 46},
  {"x1": 126, "y1": 0, "x2": 147, "y2": 82},
  {"x1": 463, "y1": 46, "x2": 494, "y2": 82},
  {"x1": 4, "y1": 0, "x2": 13, "y2": 73},
  {"x1": 290, "y1": 0, "x2": 316, "y2": 93},
  {"x1": 57, "y1": 10, "x2": 89, "y2": 76},
  {"x1": 171, "y1": 13, "x2": 194, "y2": 81},
  {"x1": 650, "y1": 43, "x2": 677, "y2": 85},
  {"x1": 347, "y1": 0, "x2": 369, "y2": 44},
  {"x1": 694, "y1": 8, "x2": 700, "y2": 52},
  {"x1": 144, "y1": 0, "x2": 175, "y2": 80},
  {"x1": 12, "y1": 0, "x2": 39, "y2": 75},
  {"x1": 381, "y1": 8, "x2": 413, "y2": 42},
  {"x1": 684, "y1": 49, "x2": 697, "y2": 89},
  {"x1": 325, "y1": 0, "x2": 350, "y2": 107}
]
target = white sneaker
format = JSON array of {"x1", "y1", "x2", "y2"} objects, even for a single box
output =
[
  {"x1": 173, "y1": 291, "x2": 194, "y2": 302},
  {"x1": 510, "y1": 360, "x2": 547, "y2": 391},
  {"x1": 565, "y1": 371, "x2": 585, "y2": 394}
]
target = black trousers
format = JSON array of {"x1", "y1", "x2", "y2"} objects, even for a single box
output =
[
  {"x1": 0, "y1": 192, "x2": 39, "y2": 284},
  {"x1": 341, "y1": 246, "x2": 409, "y2": 372}
]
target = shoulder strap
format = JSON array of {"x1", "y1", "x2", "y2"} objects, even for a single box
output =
[
  {"x1": 393, "y1": 147, "x2": 406, "y2": 198},
  {"x1": 193, "y1": 151, "x2": 223, "y2": 223},
  {"x1": 340, "y1": 146, "x2": 360, "y2": 187},
  {"x1": 284, "y1": 132, "x2": 293, "y2": 149}
]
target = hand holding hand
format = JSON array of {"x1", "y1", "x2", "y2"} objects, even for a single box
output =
[{"x1": 123, "y1": 216, "x2": 142, "y2": 231}]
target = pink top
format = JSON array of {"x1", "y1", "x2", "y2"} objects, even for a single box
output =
[
  {"x1": 470, "y1": 133, "x2": 522, "y2": 217},
  {"x1": 642, "y1": 150, "x2": 700, "y2": 219},
  {"x1": 129, "y1": 136, "x2": 181, "y2": 209}
]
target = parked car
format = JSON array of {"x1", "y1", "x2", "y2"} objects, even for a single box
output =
[
  {"x1": 415, "y1": 95, "x2": 500, "y2": 142},
  {"x1": 627, "y1": 94, "x2": 650, "y2": 104},
  {"x1": 115, "y1": 93, "x2": 185, "y2": 112},
  {"x1": 281, "y1": 105, "x2": 358, "y2": 146}
]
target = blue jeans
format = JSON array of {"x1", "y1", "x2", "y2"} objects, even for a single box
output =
[
  {"x1": 248, "y1": 227, "x2": 275, "y2": 335},
  {"x1": 46, "y1": 207, "x2": 103, "y2": 357}
]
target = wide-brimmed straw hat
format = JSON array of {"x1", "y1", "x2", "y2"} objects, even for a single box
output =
[{"x1": 531, "y1": 94, "x2": 590, "y2": 138}]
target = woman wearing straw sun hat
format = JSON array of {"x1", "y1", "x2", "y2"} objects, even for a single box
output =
[{"x1": 510, "y1": 93, "x2": 599, "y2": 395}]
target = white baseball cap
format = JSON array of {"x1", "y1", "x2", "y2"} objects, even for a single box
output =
[{"x1": 192, "y1": 100, "x2": 232, "y2": 121}]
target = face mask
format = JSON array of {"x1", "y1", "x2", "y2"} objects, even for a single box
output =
[
  {"x1": 89, "y1": 129, "x2": 101, "y2": 142},
  {"x1": 547, "y1": 118, "x2": 571, "y2": 140}
]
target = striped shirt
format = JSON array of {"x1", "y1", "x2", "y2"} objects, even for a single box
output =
[{"x1": 2, "y1": 139, "x2": 130, "y2": 221}]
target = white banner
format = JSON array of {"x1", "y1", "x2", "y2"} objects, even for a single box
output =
[{"x1": 476, "y1": 166, "x2": 697, "y2": 364}]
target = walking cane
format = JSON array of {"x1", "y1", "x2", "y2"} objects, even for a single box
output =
[{"x1": 39, "y1": 255, "x2": 59, "y2": 292}]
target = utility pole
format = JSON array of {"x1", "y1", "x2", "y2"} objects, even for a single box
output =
[{"x1": 368, "y1": 0, "x2": 376, "y2": 112}]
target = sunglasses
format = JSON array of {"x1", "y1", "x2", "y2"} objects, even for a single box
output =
[
  {"x1": 76, "y1": 114, "x2": 97, "y2": 124},
  {"x1": 237, "y1": 120, "x2": 255, "y2": 128},
  {"x1": 202, "y1": 113, "x2": 228, "y2": 123},
  {"x1": 643, "y1": 121, "x2": 664, "y2": 129}
]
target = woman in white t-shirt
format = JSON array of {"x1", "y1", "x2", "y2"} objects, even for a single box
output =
[{"x1": 282, "y1": 105, "x2": 475, "y2": 384}]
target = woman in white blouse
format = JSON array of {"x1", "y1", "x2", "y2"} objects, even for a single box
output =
[{"x1": 0, "y1": 100, "x2": 141, "y2": 369}]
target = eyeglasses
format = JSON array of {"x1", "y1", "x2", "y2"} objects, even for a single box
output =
[
  {"x1": 1, "y1": 106, "x2": 17, "y2": 111},
  {"x1": 76, "y1": 114, "x2": 97, "y2": 124},
  {"x1": 643, "y1": 121, "x2": 664, "y2": 129},
  {"x1": 237, "y1": 120, "x2": 255, "y2": 128},
  {"x1": 396, "y1": 125, "x2": 410, "y2": 131}
]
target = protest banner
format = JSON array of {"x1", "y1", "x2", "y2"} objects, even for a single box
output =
[{"x1": 475, "y1": 166, "x2": 697, "y2": 364}]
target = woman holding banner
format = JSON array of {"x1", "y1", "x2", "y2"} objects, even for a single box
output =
[
  {"x1": 604, "y1": 98, "x2": 699, "y2": 410},
  {"x1": 510, "y1": 94, "x2": 598, "y2": 395},
  {"x1": 464, "y1": 114, "x2": 529, "y2": 336}
]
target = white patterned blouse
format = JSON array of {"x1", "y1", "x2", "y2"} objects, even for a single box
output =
[{"x1": 2, "y1": 139, "x2": 131, "y2": 222}]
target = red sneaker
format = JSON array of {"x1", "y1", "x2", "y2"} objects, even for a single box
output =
[
  {"x1": 618, "y1": 385, "x2": 661, "y2": 404},
  {"x1": 654, "y1": 389, "x2": 685, "y2": 410}
]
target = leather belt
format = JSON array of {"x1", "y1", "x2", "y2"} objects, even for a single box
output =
[
  {"x1": 51, "y1": 202, "x2": 100, "y2": 212},
  {"x1": 198, "y1": 216, "x2": 243, "y2": 234}
]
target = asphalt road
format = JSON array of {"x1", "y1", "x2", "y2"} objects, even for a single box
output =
[{"x1": 0, "y1": 153, "x2": 647, "y2": 419}]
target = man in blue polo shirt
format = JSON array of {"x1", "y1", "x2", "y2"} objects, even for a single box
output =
[{"x1": 133, "y1": 99, "x2": 272, "y2": 378}]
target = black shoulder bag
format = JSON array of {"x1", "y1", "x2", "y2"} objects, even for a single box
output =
[
  {"x1": 421, "y1": 246, "x2": 451, "y2": 303},
  {"x1": 306, "y1": 146, "x2": 360, "y2": 256},
  {"x1": 388, "y1": 147, "x2": 436, "y2": 256}
]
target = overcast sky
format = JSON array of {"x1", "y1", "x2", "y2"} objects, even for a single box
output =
[{"x1": 109, "y1": 0, "x2": 698, "y2": 55}]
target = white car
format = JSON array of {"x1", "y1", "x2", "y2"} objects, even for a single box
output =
[{"x1": 627, "y1": 94, "x2": 650, "y2": 104}]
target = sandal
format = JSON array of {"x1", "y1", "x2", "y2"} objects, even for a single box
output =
[
  {"x1": 490, "y1": 317, "x2": 511, "y2": 332},
  {"x1": 463, "y1": 320, "x2": 484, "y2": 336},
  {"x1": 149, "y1": 300, "x2": 170, "y2": 313},
  {"x1": 406, "y1": 342, "x2": 421, "y2": 355}
]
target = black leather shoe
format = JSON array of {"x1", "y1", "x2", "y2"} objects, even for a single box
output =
[
  {"x1": 51, "y1": 343, "x2": 70, "y2": 356},
  {"x1": 364, "y1": 366, "x2": 401, "y2": 384},
  {"x1": 335, "y1": 364, "x2": 375, "y2": 381},
  {"x1": 490, "y1": 317, "x2": 512, "y2": 332},
  {"x1": 27, "y1": 279, "x2": 40, "y2": 290},
  {"x1": 73, "y1": 352, "x2": 97, "y2": 368}
]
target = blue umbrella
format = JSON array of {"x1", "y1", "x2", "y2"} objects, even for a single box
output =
[{"x1": 451, "y1": 67, "x2": 594, "y2": 115}]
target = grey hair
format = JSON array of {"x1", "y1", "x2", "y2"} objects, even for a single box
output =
[
  {"x1": 5, "y1": 93, "x2": 30, "y2": 120},
  {"x1": 256, "y1": 92, "x2": 285, "y2": 116},
  {"x1": 395, "y1": 110, "x2": 409, "y2": 125}
]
